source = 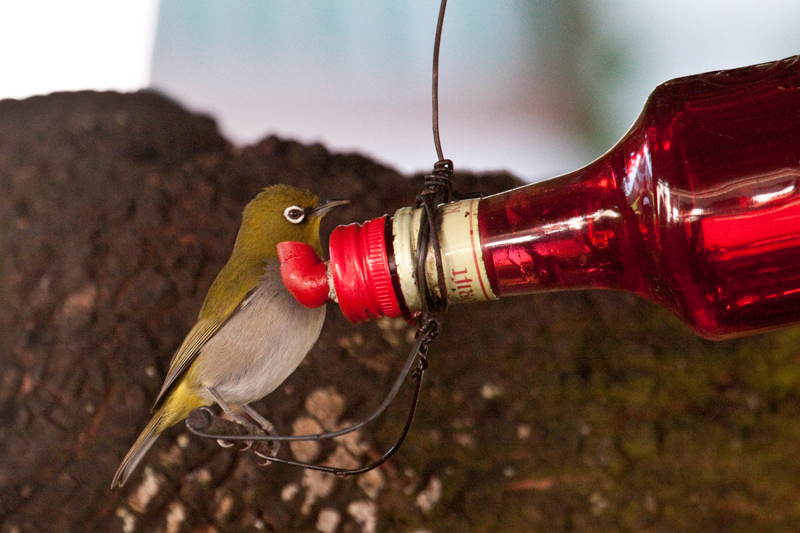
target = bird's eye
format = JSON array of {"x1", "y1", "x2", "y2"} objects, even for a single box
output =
[{"x1": 283, "y1": 205, "x2": 305, "y2": 224}]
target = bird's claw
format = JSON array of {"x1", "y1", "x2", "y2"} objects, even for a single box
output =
[
  {"x1": 213, "y1": 423, "x2": 262, "y2": 451},
  {"x1": 252, "y1": 427, "x2": 279, "y2": 465},
  {"x1": 207, "y1": 403, "x2": 279, "y2": 461},
  {"x1": 254, "y1": 446, "x2": 279, "y2": 466},
  {"x1": 239, "y1": 404, "x2": 280, "y2": 463}
]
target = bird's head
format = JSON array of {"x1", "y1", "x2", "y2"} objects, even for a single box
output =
[{"x1": 234, "y1": 184, "x2": 348, "y2": 260}]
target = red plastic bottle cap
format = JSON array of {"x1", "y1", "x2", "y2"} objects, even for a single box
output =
[
  {"x1": 329, "y1": 216, "x2": 402, "y2": 323},
  {"x1": 277, "y1": 241, "x2": 330, "y2": 308}
]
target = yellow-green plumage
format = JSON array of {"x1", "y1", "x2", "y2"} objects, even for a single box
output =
[{"x1": 112, "y1": 185, "x2": 345, "y2": 488}]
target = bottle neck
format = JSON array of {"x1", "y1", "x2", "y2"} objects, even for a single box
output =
[
  {"x1": 477, "y1": 163, "x2": 635, "y2": 297},
  {"x1": 390, "y1": 199, "x2": 497, "y2": 311},
  {"x1": 286, "y1": 54, "x2": 800, "y2": 340},
  {"x1": 382, "y1": 166, "x2": 636, "y2": 315}
]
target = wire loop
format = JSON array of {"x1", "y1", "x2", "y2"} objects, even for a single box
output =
[
  {"x1": 185, "y1": 314, "x2": 440, "y2": 476},
  {"x1": 182, "y1": 0, "x2": 475, "y2": 476}
]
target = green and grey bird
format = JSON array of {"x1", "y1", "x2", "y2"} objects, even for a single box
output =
[{"x1": 112, "y1": 184, "x2": 347, "y2": 488}]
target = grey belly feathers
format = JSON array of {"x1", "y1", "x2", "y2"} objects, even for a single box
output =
[{"x1": 194, "y1": 261, "x2": 326, "y2": 406}]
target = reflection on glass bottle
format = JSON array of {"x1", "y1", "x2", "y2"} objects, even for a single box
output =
[
  {"x1": 283, "y1": 56, "x2": 800, "y2": 340},
  {"x1": 478, "y1": 55, "x2": 800, "y2": 339}
]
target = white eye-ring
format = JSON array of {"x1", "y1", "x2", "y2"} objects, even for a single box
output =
[{"x1": 284, "y1": 205, "x2": 306, "y2": 224}]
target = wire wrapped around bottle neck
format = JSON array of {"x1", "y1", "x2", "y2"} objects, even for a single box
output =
[
  {"x1": 423, "y1": 159, "x2": 455, "y2": 202},
  {"x1": 414, "y1": 159, "x2": 455, "y2": 314}
]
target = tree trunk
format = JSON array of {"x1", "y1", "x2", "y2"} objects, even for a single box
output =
[{"x1": 1, "y1": 91, "x2": 799, "y2": 532}]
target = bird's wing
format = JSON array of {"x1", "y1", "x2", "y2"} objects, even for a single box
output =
[
  {"x1": 151, "y1": 261, "x2": 265, "y2": 411},
  {"x1": 151, "y1": 317, "x2": 224, "y2": 411}
]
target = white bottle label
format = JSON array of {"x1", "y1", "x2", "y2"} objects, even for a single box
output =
[{"x1": 392, "y1": 199, "x2": 496, "y2": 311}]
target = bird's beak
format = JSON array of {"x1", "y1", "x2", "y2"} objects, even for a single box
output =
[{"x1": 311, "y1": 199, "x2": 349, "y2": 217}]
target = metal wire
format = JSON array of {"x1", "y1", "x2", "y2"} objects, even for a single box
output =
[
  {"x1": 183, "y1": 0, "x2": 458, "y2": 476},
  {"x1": 185, "y1": 315, "x2": 439, "y2": 475},
  {"x1": 186, "y1": 317, "x2": 439, "y2": 443},
  {"x1": 432, "y1": 0, "x2": 448, "y2": 162}
]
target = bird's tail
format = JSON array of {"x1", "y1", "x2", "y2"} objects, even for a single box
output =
[
  {"x1": 112, "y1": 381, "x2": 208, "y2": 488},
  {"x1": 111, "y1": 409, "x2": 167, "y2": 488}
]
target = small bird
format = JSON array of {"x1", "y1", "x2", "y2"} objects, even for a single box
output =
[{"x1": 112, "y1": 184, "x2": 347, "y2": 488}]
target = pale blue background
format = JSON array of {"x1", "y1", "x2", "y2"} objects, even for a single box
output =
[
  {"x1": 149, "y1": 1, "x2": 800, "y2": 180},
  {"x1": 2, "y1": 1, "x2": 799, "y2": 181}
]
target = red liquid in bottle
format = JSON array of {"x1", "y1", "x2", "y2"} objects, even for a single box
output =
[{"x1": 478, "y1": 56, "x2": 800, "y2": 339}]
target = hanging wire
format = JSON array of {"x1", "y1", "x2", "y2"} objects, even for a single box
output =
[
  {"x1": 185, "y1": 317, "x2": 439, "y2": 446},
  {"x1": 417, "y1": 0, "x2": 486, "y2": 312},
  {"x1": 186, "y1": 317, "x2": 439, "y2": 475},
  {"x1": 183, "y1": 0, "x2": 469, "y2": 476},
  {"x1": 432, "y1": 0, "x2": 448, "y2": 162},
  {"x1": 413, "y1": 0, "x2": 455, "y2": 314}
]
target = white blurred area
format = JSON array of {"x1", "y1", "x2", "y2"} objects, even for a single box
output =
[
  {"x1": 0, "y1": 1, "x2": 160, "y2": 98},
  {"x1": 585, "y1": 0, "x2": 800, "y2": 146},
  {"x1": 149, "y1": 0, "x2": 587, "y2": 180},
  {"x1": 1, "y1": 1, "x2": 798, "y2": 182}
]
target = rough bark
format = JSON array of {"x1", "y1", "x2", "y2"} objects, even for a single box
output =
[{"x1": 1, "y1": 91, "x2": 799, "y2": 532}]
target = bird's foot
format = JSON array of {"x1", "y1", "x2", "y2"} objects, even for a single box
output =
[
  {"x1": 242, "y1": 404, "x2": 280, "y2": 463},
  {"x1": 205, "y1": 387, "x2": 267, "y2": 450},
  {"x1": 204, "y1": 387, "x2": 279, "y2": 457},
  {"x1": 220, "y1": 410, "x2": 268, "y2": 451}
]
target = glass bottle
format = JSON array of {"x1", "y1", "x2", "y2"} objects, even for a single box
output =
[{"x1": 279, "y1": 55, "x2": 800, "y2": 340}]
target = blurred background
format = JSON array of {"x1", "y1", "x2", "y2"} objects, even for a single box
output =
[{"x1": 2, "y1": 0, "x2": 799, "y2": 182}]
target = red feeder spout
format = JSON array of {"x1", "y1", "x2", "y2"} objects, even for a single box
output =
[
  {"x1": 277, "y1": 241, "x2": 330, "y2": 309},
  {"x1": 328, "y1": 216, "x2": 403, "y2": 323},
  {"x1": 277, "y1": 216, "x2": 404, "y2": 323}
]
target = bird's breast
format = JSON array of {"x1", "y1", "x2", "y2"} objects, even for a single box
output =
[{"x1": 194, "y1": 262, "x2": 325, "y2": 405}]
